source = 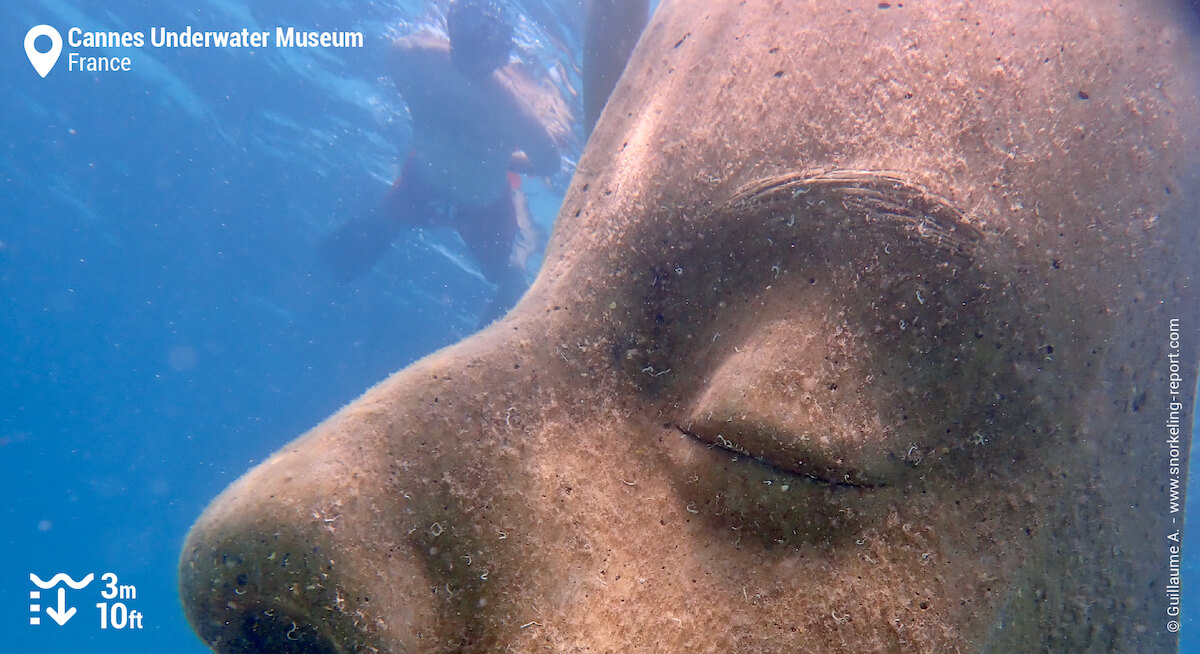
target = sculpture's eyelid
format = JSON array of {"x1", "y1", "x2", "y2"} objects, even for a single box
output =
[{"x1": 674, "y1": 420, "x2": 890, "y2": 489}]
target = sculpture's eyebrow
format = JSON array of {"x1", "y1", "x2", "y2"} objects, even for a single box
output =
[{"x1": 722, "y1": 169, "x2": 982, "y2": 261}]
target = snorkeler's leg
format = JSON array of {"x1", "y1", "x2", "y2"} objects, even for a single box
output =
[
  {"x1": 476, "y1": 262, "x2": 526, "y2": 328},
  {"x1": 319, "y1": 168, "x2": 429, "y2": 283},
  {"x1": 319, "y1": 204, "x2": 404, "y2": 283},
  {"x1": 456, "y1": 190, "x2": 526, "y2": 327}
]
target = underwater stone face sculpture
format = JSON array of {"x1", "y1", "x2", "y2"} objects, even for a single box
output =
[{"x1": 180, "y1": 1, "x2": 1200, "y2": 651}]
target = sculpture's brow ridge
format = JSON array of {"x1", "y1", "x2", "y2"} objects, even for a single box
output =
[{"x1": 727, "y1": 169, "x2": 981, "y2": 261}]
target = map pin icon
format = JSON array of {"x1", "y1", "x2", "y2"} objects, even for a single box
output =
[{"x1": 25, "y1": 25, "x2": 63, "y2": 78}]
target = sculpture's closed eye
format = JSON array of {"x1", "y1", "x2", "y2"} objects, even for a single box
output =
[{"x1": 658, "y1": 172, "x2": 1040, "y2": 491}]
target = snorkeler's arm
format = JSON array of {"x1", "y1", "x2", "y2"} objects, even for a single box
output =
[
  {"x1": 509, "y1": 109, "x2": 561, "y2": 178},
  {"x1": 387, "y1": 33, "x2": 449, "y2": 84}
]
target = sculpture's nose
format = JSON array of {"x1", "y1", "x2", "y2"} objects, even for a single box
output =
[
  {"x1": 179, "y1": 331, "x2": 531, "y2": 653},
  {"x1": 178, "y1": 410, "x2": 414, "y2": 653}
]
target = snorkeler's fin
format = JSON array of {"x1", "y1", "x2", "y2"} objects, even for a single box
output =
[
  {"x1": 583, "y1": 0, "x2": 649, "y2": 137},
  {"x1": 319, "y1": 209, "x2": 402, "y2": 283}
]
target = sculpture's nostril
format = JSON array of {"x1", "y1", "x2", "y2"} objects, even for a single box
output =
[
  {"x1": 180, "y1": 522, "x2": 354, "y2": 654},
  {"x1": 182, "y1": 542, "x2": 348, "y2": 654},
  {"x1": 218, "y1": 607, "x2": 339, "y2": 654}
]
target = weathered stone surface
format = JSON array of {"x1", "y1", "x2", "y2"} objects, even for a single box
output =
[{"x1": 181, "y1": 2, "x2": 1200, "y2": 651}]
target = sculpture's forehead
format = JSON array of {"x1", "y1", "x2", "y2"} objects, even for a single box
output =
[{"x1": 553, "y1": 0, "x2": 1199, "y2": 265}]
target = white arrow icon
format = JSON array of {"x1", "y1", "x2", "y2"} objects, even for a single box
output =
[
  {"x1": 44, "y1": 588, "x2": 76, "y2": 626},
  {"x1": 24, "y1": 25, "x2": 63, "y2": 78}
]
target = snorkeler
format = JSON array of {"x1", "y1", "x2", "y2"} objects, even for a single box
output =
[{"x1": 320, "y1": 0, "x2": 561, "y2": 326}]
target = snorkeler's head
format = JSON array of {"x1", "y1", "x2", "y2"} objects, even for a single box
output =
[{"x1": 447, "y1": 0, "x2": 514, "y2": 78}]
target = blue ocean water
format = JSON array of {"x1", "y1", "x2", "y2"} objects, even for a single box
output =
[
  {"x1": 0, "y1": 1, "x2": 1195, "y2": 653},
  {"x1": 1, "y1": 0, "x2": 584, "y2": 651}
]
